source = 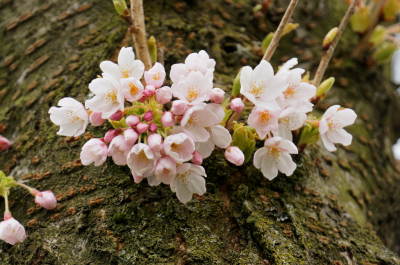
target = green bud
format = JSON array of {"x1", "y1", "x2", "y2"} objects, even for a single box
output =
[
  {"x1": 231, "y1": 68, "x2": 243, "y2": 97},
  {"x1": 373, "y1": 42, "x2": 398, "y2": 64},
  {"x1": 282, "y1": 23, "x2": 299, "y2": 37},
  {"x1": 322, "y1": 27, "x2": 338, "y2": 51},
  {"x1": 253, "y1": 4, "x2": 262, "y2": 13},
  {"x1": 369, "y1": 26, "x2": 387, "y2": 48},
  {"x1": 297, "y1": 124, "x2": 320, "y2": 148},
  {"x1": 113, "y1": 0, "x2": 128, "y2": 16},
  {"x1": 261, "y1": 32, "x2": 274, "y2": 54},
  {"x1": 231, "y1": 122, "x2": 256, "y2": 164},
  {"x1": 316, "y1": 77, "x2": 335, "y2": 97},
  {"x1": 148, "y1": 36, "x2": 157, "y2": 65},
  {"x1": 383, "y1": 0, "x2": 400, "y2": 21},
  {"x1": 350, "y1": 6, "x2": 370, "y2": 34}
]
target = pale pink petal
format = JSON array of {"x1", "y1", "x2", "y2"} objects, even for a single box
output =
[
  {"x1": 210, "y1": 125, "x2": 231, "y2": 148},
  {"x1": 326, "y1": 128, "x2": 353, "y2": 146},
  {"x1": 321, "y1": 134, "x2": 337, "y2": 152},
  {"x1": 276, "y1": 152, "x2": 297, "y2": 176}
]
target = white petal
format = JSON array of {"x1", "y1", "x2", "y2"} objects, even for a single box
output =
[
  {"x1": 322, "y1": 105, "x2": 340, "y2": 119},
  {"x1": 100, "y1": 61, "x2": 121, "y2": 81},
  {"x1": 258, "y1": 76, "x2": 288, "y2": 102},
  {"x1": 253, "y1": 60, "x2": 274, "y2": 82},
  {"x1": 210, "y1": 125, "x2": 231, "y2": 148},
  {"x1": 321, "y1": 134, "x2": 337, "y2": 152},
  {"x1": 331, "y1": 109, "x2": 357, "y2": 128},
  {"x1": 327, "y1": 128, "x2": 353, "y2": 146},
  {"x1": 131, "y1": 60, "x2": 145, "y2": 80},
  {"x1": 195, "y1": 140, "x2": 215, "y2": 158},
  {"x1": 253, "y1": 147, "x2": 268, "y2": 169},
  {"x1": 239, "y1": 66, "x2": 253, "y2": 94},
  {"x1": 276, "y1": 152, "x2": 297, "y2": 176},
  {"x1": 118, "y1": 47, "x2": 135, "y2": 69},
  {"x1": 260, "y1": 155, "x2": 279, "y2": 181},
  {"x1": 205, "y1": 104, "x2": 225, "y2": 122},
  {"x1": 190, "y1": 174, "x2": 206, "y2": 195},
  {"x1": 174, "y1": 177, "x2": 193, "y2": 204}
]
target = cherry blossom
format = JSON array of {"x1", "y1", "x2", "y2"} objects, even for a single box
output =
[
  {"x1": 170, "y1": 163, "x2": 207, "y2": 204},
  {"x1": 274, "y1": 107, "x2": 307, "y2": 141},
  {"x1": 319, "y1": 105, "x2": 357, "y2": 152},
  {"x1": 144, "y1": 62, "x2": 166, "y2": 88},
  {"x1": 155, "y1": 156, "x2": 177, "y2": 184},
  {"x1": 247, "y1": 106, "x2": 280, "y2": 139},
  {"x1": 80, "y1": 138, "x2": 108, "y2": 166},
  {"x1": 85, "y1": 73, "x2": 125, "y2": 119},
  {"x1": 254, "y1": 136, "x2": 298, "y2": 180},
  {"x1": 155, "y1": 86, "x2": 173, "y2": 104},
  {"x1": 108, "y1": 135, "x2": 134, "y2": 165},
  {"x1": 173, "y1": 71, "x2": 213, "y2": 105},
  {"x1": 127, "y1": 143, "x2": 158, "y2": 177},
  {"x1": 164, "y1": 133, "x2": 195, "y2": 163},
  {"x1": 0, "y1": 218, "x2": 26, "y2": 245},
  {"x1": 240, "y1": 60, "x2": 287, "y2": 109},
  {"x1": 120, "y1": 77, "x2": 144, "y2": 102},
  {"x1": 100, "y1": 46, "x2": 144, "y2": 80},
  {"x1": 49, "y1": 97, "x2": 89, "y2": 137}
]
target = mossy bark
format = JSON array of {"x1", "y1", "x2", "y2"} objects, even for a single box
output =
[{"x1": 0, "y1": 0, "x2": 400, "y2": 264}]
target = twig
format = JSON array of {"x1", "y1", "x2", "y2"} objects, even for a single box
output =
[
  {"x1": 351, "y1": 0, "x2": 387, "y2": 59},
  {"x1": 312, "y1": 0, "x2": 358, "y2": 87},
  {"x1": 130, "y1": 0, "x2": 152, "y2": 71},
  {"x1": 262, "y1": 0, "x2": 299, "y2": 61}
]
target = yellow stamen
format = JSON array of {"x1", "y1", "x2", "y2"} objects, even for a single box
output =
[
  {"x1": 137, "y1": 150, "x2": 149, "y2": 163},
  {"x1": 259, "y1": 110, "x2": 271, "y2": 126},
  {"x1": 129, "y1": 83, "x2": 139, "y2": 95}
]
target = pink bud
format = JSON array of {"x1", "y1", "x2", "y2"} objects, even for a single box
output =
[
  {"x1": 144, "y1": 110, "x2": 153, "y2": 122},
  {"x1": 161, "y1": 112, "x2": 175, "y2": 127},
  {"x1": 35, "y1": 191, "x2": 57, "y2": 210},
  {"x1": 149, "y1": 122, "x2": 158, "y2": 132},
  {"x1": 136, "y1": 122, "x2": 149, "y2": 133},
  {"x1": 124, "y1": 128, "x2": 139, "y2": 145},
  {"x1": 148, "y1": 133, "x2": 163, "y2": 152},
  {"x1": 171, "y1": 100, "x2": 187, "y2": 115},
  {"x1": 209, "y1": 88, "x2": 225, "y2": 104},
  {"x1": 191, "y1": 151, "x2": 203, "y2": 165},
  {"x1": 224, "y1": 146, "x2": 244, "y2": 166},
  {"x1": 0, "y1": 136, "x2": 11, "y2": 151},
  {"x1": 155, "y1": 86, "x2": 173, "y2": 104},
  {"x1": 143, "y1": 85, "x2": 156, "y2": 97},
  {"x1": 104, "y1": 129, "x2": 121, "y2": 143},
  {"x1": 231, "y1": 98, "x2": 245, "y2": 113},
  {"x1": 138, "y1": 96, "x2": 146, "y2": 102},
  {"x1": 109, "y1": 110, "x2": 123, "y2": 121},
  {"x1": 89, "y1": 112, "x2": 106, "y2": 126},
  {"x1": 126, "y1": 115, "x2": 140, "y2": 127}
]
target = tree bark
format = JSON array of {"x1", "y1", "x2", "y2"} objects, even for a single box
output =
[{"x1": 0, "y1": 0, "x2": 400, "y2": 264}]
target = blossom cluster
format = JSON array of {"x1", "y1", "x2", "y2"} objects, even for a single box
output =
[{"x1": 48, "y1": 47, "x2": 357, "y2": 204}]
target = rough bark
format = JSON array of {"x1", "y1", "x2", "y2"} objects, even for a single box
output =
[{"x1": 0, "y1": 0, "x2": 400, "y2": 264}]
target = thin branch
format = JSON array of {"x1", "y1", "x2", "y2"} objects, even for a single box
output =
[
  {"x1": 312, "y1": 0, "x2": 358, "y2": 87},
  {"x1": 130, "y1": 0, "x2": 152, "y2": 71},
  {"x1": 262, "y1": 0, "x2": 299, "y2": 61},
  {"x1": 351, "y1": 0, "x2": 387, "y2": 59}
]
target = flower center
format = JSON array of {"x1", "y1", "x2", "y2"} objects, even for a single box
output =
[
  {"x1": 66, "y1": 111, "x2": 81, "y2": 124},
  {"x1": 177, "y1": 173, "x2": 190, "y2": 185},
  {"x1": 250, "y1": 82, "x2": 265, "y2": 97},
  {"x1": 259, "y1": 110, "x2": 271, "y2": 126},
  {"x1": 129, "y1": 83, "x2": 139, "y2": 95},
  {"x1": 186, "y1": 85, "x2": 200, "y2": 102},
  {"x1": 163, "y1": 168, "x2": 170, "y2": 175},
  {"x1": 137, "y1": 150, "x2": 149, "y2": 163},
  {"x1": 187, "y1": 114, "x2": 200, "y2": 127},
  {"x1": 153, "y1": 72, "x2": 161, "y2": 81},
  {"x1": 283, "y1": 83, "x2": 298, "y2": 98},
  {"x1": 120, "y1": 68, "x2": 130, "y2": 78},
  {"x1": 171, "y1": 143, "x2": 184, "y2": 153},
  {"x1": 327, "y1": 119, "x2": 340, "y2": 132},
  {"x1": 105, "y1": 90, "x2": 117, "y2": 103},
  {"x1": 269, "y1": 147, "x2": 282, "y2": 159}
]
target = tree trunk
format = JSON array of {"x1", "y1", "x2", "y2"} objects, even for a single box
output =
[{"x1": 1, "y1": 0, "x2": 400, "y2": 264}]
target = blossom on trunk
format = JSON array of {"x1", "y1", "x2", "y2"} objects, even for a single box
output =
[
  {"x1": 34, "y1": 191, "x2": 57, "y2": 210},
  {"x1": 85, "y1": 73, "x2": 125, "y2": 119},
  {"x1": 164, "y1": 133, "x2": 195, "y2": 163},
  {"x1": 319, "y1": 105, "x2": 357, "y2": 152},
  {"x1": 144, "y1": 62, "x2": 166, "y2": 88},
  {"x1": 274, "y1": 107, "x2": 307, "y2": 141},
  {"x1": 155, "y1": 156, "x2": 177, "y2": 184},
  {"x1": 49, "y1": 97, "x2": 89, "y2": 137},
  {"x1": 174, "y1": 71, "x2": 213, "y2": 105},
  {"x1": 127, "y1": 143, "x2": 158, "y2": 177},
  {"x1": 0, "y1": 218, "x2": 26, "y2": 245},
  {"x1": 108, "y1": 135, "x2": 134, "y2": 165},
  {"x1": 254, "y1": 136, "x2": 298, "y2": 180},
  {"x1": 80, "y1": 138, "x2": 108, "y2": 166},
  {"x1": 170, "y1": 163, "x2": 207, "y2": 204},
  {"x1": 248, "y1": 106, "x2": 280, "y2": 139},
  {"x1": 100, "y1": 46, "x2": 144, "y2": 81},
  {"x1": 120, "y1": 77, "x2": 144, "y2": 102},
  {"x1": 240, "y1": 60, "x2": 287, "y2": 109}
]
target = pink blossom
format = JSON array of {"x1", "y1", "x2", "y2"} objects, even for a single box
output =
[
  {"x1": 248, "y1": 106, "x2": 280, "y2": 139},
  {"x1": 108, "y1": 135, "x2": 134, "y2": 165},
  {"x1": 120, "y1": 77, "x2": 144, "y2": 102},
  {"x1": 224, "y1": 146, "x2": 244, "y2": 166},
  {"x1": 136, "y1": 123, "x2": 149, "y2": 133},
  {"x1": 231, "y1": 98, "x2": 245, "y2": 113},
  {"x1": 34, "y1": 191, "x2": 57, "y2": 210},
  {"x1": 0, "y1": 218, "x2": 26, "y2": 245},
  {"x1": 254, "y1": 136, "x2": 298, "y2": 180},
  {"x1": 80, "y1": 138, "x2": 108, "y2": 166},
  {"x1": 148, "y1": 133, "x2": 163, "y2": 152},
  {"x1": 155, "y1": 156, "x2": 177, "y2": 184},
  {"x1": 126, "y1": 115, "x2": 140, "y2": 127},
  {"x1": 191, "y1": 151, "x2": 203, "y2": 165},
  {"x1": 171, "y1": 100, "x2": 187, "y2": 115},
  {"x1": 0, "y1": 136, "x2": 11, "y2": 151},
  {"x1": 209, "y1": 88, "x2": 225, "y2": 104},
  {"x1": 161, "y1": 112, "x2": 175, "y2": 127},
  {"x1": 109, "y1": 110, "x2": 123, "y2": 121},
  {"x1": 144, "y1": 111, "x2": 153, "y2": 122},
  {"x1": 89, "y1": 112, "x2": 106, "y2": 126},
  {"x1": 127, "y1": 143, "x2": 158, "y2": 177},
  {"x1": 195, "y1": 124, "x2": 231, "y2": 158},
  {"x1": 164, "y1": 133, "x2": 195, "y2": 163},
  {"x1": 274, "y1": 107, "x2": 307, "y2": 141},
  {"x1": 319, "y1": 105, "x2": 357, "y2": 152},
  {"x1": 170, "y1": 163, "x2": 207, "y2": 204},
  {"x1": 104, "y1": 129, "x2": 121, "y2": 143},
  {"x1": 144, "y1": 62, "x2": 166, "y2": 88},
  {"x1": 155, "y1": 86, "x2": 173, "y2": 104},
  {"x1": 143, "y1": 85, "x2": 156, "y2": 97},
  {"x1": 124, "y1": 128, "x2": 139, "y2": 145},
  {"x1": 174, "y1": 71, "x2": 213, "y2": 105}
]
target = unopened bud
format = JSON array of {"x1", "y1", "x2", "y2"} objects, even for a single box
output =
[
  {"x1": 113, "y1": 0, "x2": 128, "y2": 16},
  {"x1": 350, "y1": 5, "x2": 370, "y2": 34},
  {"x1": 148, "y1": 133, "x2": 163, "y2": 152},
  {"x1": 383, "y1": 0, "x2": 400, "y2": 21},
  {"x1": 231, "y1": 98, "x2": 245, "y2": 113},
  {"x1": 144, "y1": 110, "x2": 153, "y2": 122},
  {"x1": 148, "y1": 36, "x2": 157, "y2": 65},
  {"x1": 104, "y1": 129, "x2": 122, "y2": 143},
  {"x1": 231, "y1": 68, "x2": 243, "y2": 97},
  {"x1": 149, "y1": 122, "x2": 158, "y2": 132},
  {"x1": 322, "y1": 27, "x2": 338, "y2": 51},
  {"x1": 282, "y1": 23, "x2": 299, "y2": 37},
  {"x1": 224, "y1": 146, "x2": 244, "y2": 166},
  {"x1": 316, "y1": 77, "x2": 335, "y2": 98},
  {"x1": 126, "y1": 115, "x2": 140, "y2": 127},
  {"x1": 369, "y1": 25, "x2": 387, "y2": 48},
  {"x1": 143, "y1": 85, "x2": 156, "y2": 97},
  {"x1": 109, "y1": 110, "x2": 123, "y2": 121},
  {"x1": 0, "y1": 136, "x2": 11, "y2": 151},
  {"x1": 209, "y1": 88, "x2": 225, "y2": 104},
  {"x1": 90, "y1": 112, "x2": 106, "y2": 126},
  {"x1": 161, "y1": 112, "x2": 175, "y2": 127},
  {"x1": 124, "y1": 128, "x2": 138, "y2": 145},
  {"x1": 171, "y1": 100, "x2": 187, "y2": 115},
  {"x1": 373, "y1": 41, "x2": 398, "y2": 64},
  {"x1": 191, "y1": 151, "x2": 203, "y2": 165},
  {"x1": 136, "y1": 123, "x2": 149, "y2": 134}
]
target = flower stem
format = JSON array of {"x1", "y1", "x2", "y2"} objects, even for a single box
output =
[
  {"x1": 312, "y1": 0, "x2": 357, "y2": 87},
  {"x1": 262, "y1": 0, "x2": 299, "y2": 62},
  {"x1": 130, "y1": 0, "x2": 152, "y2": 70},
  {"x1": 15, "y1": 182, "x2": 35, "y2": 195},
  {"x1": 3, "y1": 188, "x2": 10, "y2": 214}
]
